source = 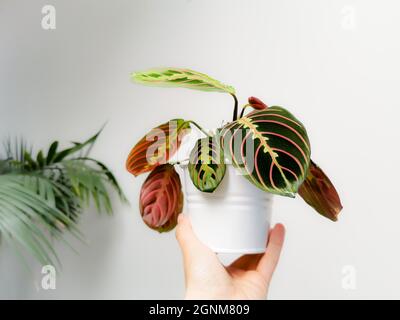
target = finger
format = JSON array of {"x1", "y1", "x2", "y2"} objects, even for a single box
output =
[
  {"x1": 229, "y1": 253, "x2": 262, "y2": 271},
  {"x1": 256, "y1": 223, "x2": 285, "y2": 283}
]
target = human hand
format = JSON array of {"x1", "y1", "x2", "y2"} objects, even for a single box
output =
[{"x1": 176, "y1": 214, "x2": 285, "y2": 300}]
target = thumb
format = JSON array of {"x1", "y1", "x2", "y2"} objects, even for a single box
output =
[{"x1": 257, "y1": 223, "x2": 285, "y2": 283}]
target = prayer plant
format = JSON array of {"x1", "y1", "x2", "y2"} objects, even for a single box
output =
[
  {"x1": 127, "y1": 68, "x2": 342, "y2": 232},
  {"x1": 0, "y1": 129, "x2": 126, "y2": 267}
]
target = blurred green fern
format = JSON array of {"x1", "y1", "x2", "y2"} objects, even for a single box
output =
[{"x1": 0, "y1": 128, "x2": 126, "y2": 267}]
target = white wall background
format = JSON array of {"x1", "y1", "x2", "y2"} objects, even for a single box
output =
[{"x1": 1, "y1": 0, "x2": 399, "y2": 299}]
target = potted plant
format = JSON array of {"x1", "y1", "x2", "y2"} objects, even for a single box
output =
[
  {"x1": 0, "y1": 129, "x2": 126, "y2": 266},
  {"x1": 126, "y1": 68, "x2": 342, "y2": 253}
]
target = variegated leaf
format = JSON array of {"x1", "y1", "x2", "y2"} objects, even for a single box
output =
[
  {"x1": 188, "y1": 137, "x2": 226, "y2": 193},
  {"x1": 126, "y1": 119, "x2": 190, "y2": 176},
  {"x1": 220, "y1": 106, "x2": 311, "y2": 197},
  {"x1": 131, "y1": 68, "x2": 235, "y2": 95},
  {"x1": 298, "y1": 160, "x2": 343, "y2": 221},
  {"x1": 139, "y1": 164, "x2": 183, "y2": 232}
]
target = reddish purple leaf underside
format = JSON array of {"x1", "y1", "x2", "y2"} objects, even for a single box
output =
[
  {"x1": 298, "y1": 160, "x2": 343, "y2": 221},
  {"x1": 139, "y1": 164, "x2": 183, "y2": 232},
  {"x1": 248, "y1": 96, "x2": 268, "y2": 110},
  {"x1": 126, "y1": 119, "x2": 190, "y2": 176}
]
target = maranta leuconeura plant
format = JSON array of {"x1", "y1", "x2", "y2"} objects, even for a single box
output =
[{"x1": 126, "y1": 67, "x2": 343, "y2": 232}]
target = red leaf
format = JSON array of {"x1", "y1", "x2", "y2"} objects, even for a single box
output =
[
  {"x1": 139, "y1": 164, "x2": 183, "y2": 232},
  {"x1": 248, "y1": 96, "x2": 268, "y2": 110},
  {"x1": 298, "y1": 160, "x2": 343, "y2": 221},
  {"x1": 126, "y1": 119, "x2": 190, "y2": 176}
]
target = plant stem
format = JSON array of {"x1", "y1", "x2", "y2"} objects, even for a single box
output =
[
  {"x1": 188, "y1": 121, "x2": 212, "y2": 138},
  {"x1": 239, "y1": 104, "x2": 251, "y2": 118},
  {"x1": 231, "y1": 94, "x2": 238, "y2": 121},
  {"x1": 169, "y1": 158, "x2": 189, "y2": 166}
]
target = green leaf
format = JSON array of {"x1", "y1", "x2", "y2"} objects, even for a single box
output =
[
  {"x1": 36, "y1": 151, "x2": 45, "y2": 168},
  {"x1": 0, "y1": 160, "x2": 10, "y2": 174},
  {"x1": 63, "y1": 160, "x2": 113, "y2": 214},
  {"x1": 188, "y1": 137, "x2": 226, "y2": 193},
  {"x1": 220, "y1": 106, "x2": 311, "y2": 197},
  {"x1": 52, "y1": 127, "x2": 103, "y2": 163},
  {"x1": 23, "y1": 151, "x2": 37, "y2": 170},
  {"x1": 46, "y1": 141, "x2": 58, "y2": 165},
  {"x1": 131, "y1": 67, "x2": 235, "y2": 95},
  {"x1": 0, "y1": 174, "x2": 80, "y2": 267},
  {"x1": 75, "y1": 157, "x2": 127, "y2": 202},
  {"x1": 0, "y1": 127, "x2": 126, "y2": 268}
]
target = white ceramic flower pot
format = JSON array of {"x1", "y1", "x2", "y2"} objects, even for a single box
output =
[{"x1": 180, "y1": 164, "x2": 273, "y2": 254}]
